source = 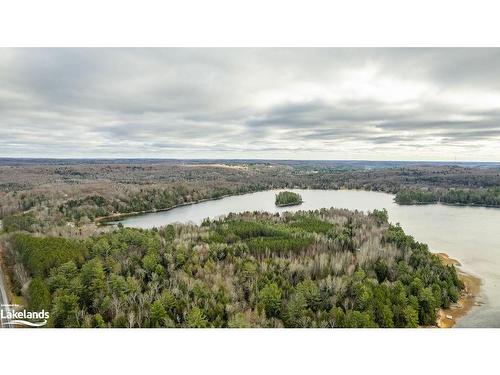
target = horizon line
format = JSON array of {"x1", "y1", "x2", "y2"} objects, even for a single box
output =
[{"x1": 0, "y1": 157, "x2": 499, "y2": 164}]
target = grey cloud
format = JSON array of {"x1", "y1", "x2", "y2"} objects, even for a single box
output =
[
  {"x1": 1, "y1": 48, "x2": 500, "y2": 160},
  {"x1": 441, "y1": 129, "x2": 500, "y2": 142}
]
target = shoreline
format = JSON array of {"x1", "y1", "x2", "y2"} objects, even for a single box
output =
[
  {"x1": 94, "y1": 188, "x2": 383, "y2": 224},
  {"x1": 92, "y1": 187, "x2": 499, "y2": 225},
  {"x1": 435, "y1": 252, "x2": 481, "y2": 328},
  {"x1": 275, "y1": 202, "x2": 303, "y2": 207},
  {"x1": 96, "y1": 187, "x2": 315, "y2": 224},
  {"x1": 94, "y1": 190, "x2": 265, "y2": 224},
  {"x1": 396, "y1": 201, "x2": 500, "y2": 209}
]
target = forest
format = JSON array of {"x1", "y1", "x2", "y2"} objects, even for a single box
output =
[
  {"x1": 2, "y1": 208, "x2": 462, "y2": 328},
  {"x1": 1, "y1": 161, "x2": 499, "y2": 235},
  {"x1": 275, "y1": 191, "x2": 303, "y2": 206},
  {"x1": 395, "y1": 187, "x2": 500, "y2": 206}
]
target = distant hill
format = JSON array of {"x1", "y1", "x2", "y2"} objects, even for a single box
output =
[{"x1": 1, "y1": 158, "x2": 499, "y2": 169}]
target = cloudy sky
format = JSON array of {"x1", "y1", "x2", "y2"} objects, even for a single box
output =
[{"x1": 1, "y1": 48, "x2": 499, "y2": 161}]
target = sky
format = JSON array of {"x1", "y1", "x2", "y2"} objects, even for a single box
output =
[{"x1": 0, "y1": 48, "x2": 499, "y2": 161}]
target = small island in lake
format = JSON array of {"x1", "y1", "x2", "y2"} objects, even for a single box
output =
[{"x1": 275, "y1": 191, "x2": 303, "y2": 206}]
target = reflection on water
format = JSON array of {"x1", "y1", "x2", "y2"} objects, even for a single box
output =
[{"x1": 115, "y1": 189, "x2": 500, "y2": 328}]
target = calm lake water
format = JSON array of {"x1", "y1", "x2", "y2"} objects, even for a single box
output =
[{"x1": 115, "y1": 189, "x2": 500, "y2": 328}]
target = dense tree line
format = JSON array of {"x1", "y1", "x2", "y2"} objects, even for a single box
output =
[
  {"x1": 275, "y1": 191, "x2": 303, "y2": 206},
  {"x1": 2, "y1": 162, "x2": 499, "y2": 233},
  {"x1": 55, "y1": 185, "x2": 270, "y2": 224},
  {"x1": 3, "y1": 208, "x2": 462, "y2": 328},
  {"x1": 1, "y1": 212, "x2": 40, "y2": 232},
  {"x1": 395, "y1": 187, "x2": 500, "y2": 207},
  {"x1": 394, "y1": 190, "x2": 439, "y2": 204}
]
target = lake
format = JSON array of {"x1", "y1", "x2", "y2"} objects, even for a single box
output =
[{"x1": 114, "y1": 189, "x2": 500, "y2": 328}]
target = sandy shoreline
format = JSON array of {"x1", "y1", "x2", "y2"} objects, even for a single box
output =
[{"x1": 435, "y1": 253, "x2": 481, "y2": 328}]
